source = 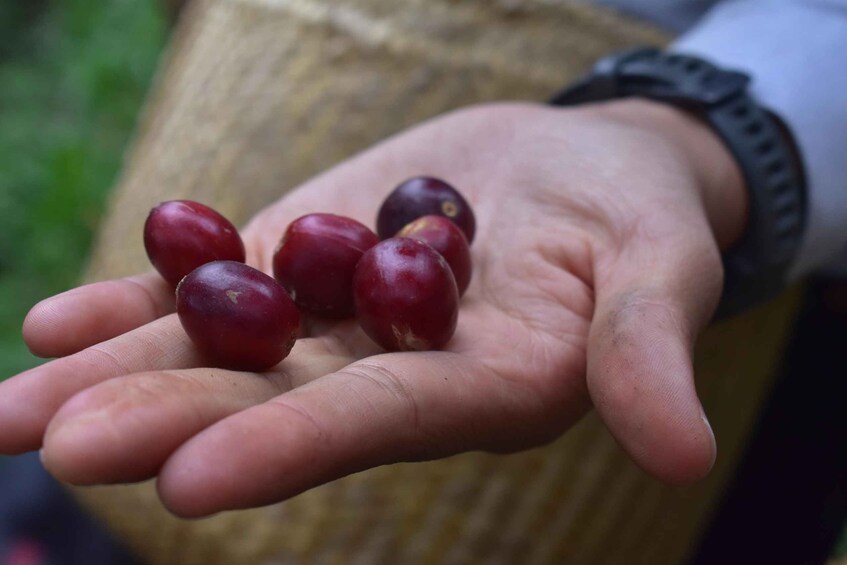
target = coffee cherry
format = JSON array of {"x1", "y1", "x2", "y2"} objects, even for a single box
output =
[
  {"x1": 397, "y1": 215, "x2": 472, "y2": 296},
  {"x1": 144, "y1": 200, "x2": 245, "y2": 287},
  {"x1": 273, "y1": 213, "x2": 379, "y2": 317},
  {"x1": 176, "y1": 261, "x2": 300, "y2": 371},
  {"x1": 376, "y1": 176, "x2": 476, "y2": 243},
  {"x1": 353, "y1": 238, "x2": 459, "y2": 351}
]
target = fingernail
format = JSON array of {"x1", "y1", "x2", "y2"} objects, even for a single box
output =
[{"x1": 701, "y1": 407, "x2": 717, "y2": 469}]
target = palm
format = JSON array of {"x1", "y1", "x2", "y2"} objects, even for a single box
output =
[
  {"x1": 0, "y1": 102, "x2": 722, "y2": 516},
  {"x1": 245, "y1": 119, "x2": 595, "y2": 429}
]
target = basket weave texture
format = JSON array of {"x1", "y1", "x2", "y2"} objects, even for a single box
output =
[{"x1": 74, "y1": 1, "x2": 801, "y2": 563}]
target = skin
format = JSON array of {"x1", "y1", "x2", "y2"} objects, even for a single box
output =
[{"x1": 1, "y1": 99, "x2": 745, "y2": 518}]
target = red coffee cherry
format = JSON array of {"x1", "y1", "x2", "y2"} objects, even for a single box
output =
[
  {"x1": 144, "y1": 200, "x2": 245, "y2": 287},
  {"x1": 376, "y1": 176, "x2": 476, "y2": 243},
  {"x1": 272, "y1": 213, "x2": 379, "y2": 318},
  {"x1": 176, "y1": 261, "x2": 300, "y2": 371},
  {"x1": 397, "y1": 215, "x2": 472, "y2": 296},
  {"x1": 353, "y1": 238, "x2": 459, "y2": 351}
]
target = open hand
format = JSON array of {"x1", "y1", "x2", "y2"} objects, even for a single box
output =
[{"x1": 0, "y1": 100, "x2": 745, "y2": 517}]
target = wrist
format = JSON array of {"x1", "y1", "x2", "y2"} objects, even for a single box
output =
[
  {"x1": 594, "y1": 98, "x2": 747, "y2": 251},
  {"x1": 549, "y1": 47, "x2": 806, "y2": 317}
]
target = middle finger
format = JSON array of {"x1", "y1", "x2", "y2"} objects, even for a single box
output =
[
  {"x1": 40, "y1": 336, "x2": 358, "y2": 485},
  {"x1": 0, "y1": 314, "x2": 201, "y2": 455}
]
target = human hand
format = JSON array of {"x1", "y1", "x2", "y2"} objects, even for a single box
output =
[{"x1": 0, "y1": 99, "x2": 745, "y2": 517}]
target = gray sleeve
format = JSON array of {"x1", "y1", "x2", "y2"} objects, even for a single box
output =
[
  {"x1": 672, "y1": 0, "x2": 847, "y2": 278},
  {"x1": 593, "y1": 0, "x2": 718, "y2": 33}
]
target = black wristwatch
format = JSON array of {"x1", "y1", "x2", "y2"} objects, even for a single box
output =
[{"x1": 549, "y1": 47, "x2": 807, "y2": 319}]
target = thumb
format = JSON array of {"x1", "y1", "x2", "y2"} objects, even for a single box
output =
[{"x1": 587, "y1": 221, "x2": 723, "y2": 484}]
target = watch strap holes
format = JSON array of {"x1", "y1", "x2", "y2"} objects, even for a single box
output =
[
  {"x1": 757, "y1": 141, "x2": 775, "y2": 155},
  {"x1": 666, "y1": 54, "x2": 683, "y2": 66},
  {"x1": 745, "y1": 122, "x2": 763, "y2": 136},
  {"x1": 775, "y1": 198, "x2": 798, "y2": 218},
  {"x1": 772, "y1": 181, "x2": 792, "y2": 196},
  {"x1": 684, "y1": 60, "x2": 701, "y2": 74},
  {"x1": 732, "y1": 104, "x2": 749, "y2": 119},
  {"x1": 766, "y1": 160, "x2": 784, "y2": 176}
]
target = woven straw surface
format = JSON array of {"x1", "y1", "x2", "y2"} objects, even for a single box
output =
[{"x1": 72, "y1": 0, "x2": 800, "y2": 563}]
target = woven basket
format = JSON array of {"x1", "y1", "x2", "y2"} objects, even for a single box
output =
[{"x1": 73, "y1": 0, "x2": 801, "y2": 563}]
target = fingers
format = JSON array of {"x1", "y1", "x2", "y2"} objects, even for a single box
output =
[
  {"x1": 23, "y1": 273, "x2": 174, "y2": 358},
  {"x1": 587, "y1": 224, "x2": 723, "y2": 485},
  {"x1": 0, "y1": 314, "x2": 200, "y2": 455},
  {"x1": 156, "y1": 352, "x2": 552, "y2": 518},
  {"x1": 40, "y1": 337, "x2": 357, "y2": 485}
]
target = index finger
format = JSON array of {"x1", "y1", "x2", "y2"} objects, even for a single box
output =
[{"x1": 23, "y1": 272, "x2": 174, "y2": 358}]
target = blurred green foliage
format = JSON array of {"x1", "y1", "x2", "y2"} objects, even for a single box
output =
[{"x1": 0, "y1": 0, "x2": 167, "y2": 378}]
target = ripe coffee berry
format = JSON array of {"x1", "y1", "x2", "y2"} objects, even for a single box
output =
[
  {"x1": 144, "y1": 200, "x2": 245, "y2": 287},
  {"x1": 397, "y1": 215, "x2": 472, "y2": 296},
  {"x1": 353, "y1": 238, "x2": 459, "y2": 351},
  {"x1": 273, "y1": 213, "x2": 379, "y2": 317},
  {"x1": 176, "y1": 261, "x2": 300, "y2": 371},
  {"x1": 376, "y1": 176, "x2": 476, "y2": 243}
]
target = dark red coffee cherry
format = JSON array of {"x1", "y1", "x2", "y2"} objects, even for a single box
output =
[
  {"x1": 272, "y1": 213, "x2": 379, "y2": 318},
  {"x1": 376, "y1": 176, "x2": 476, "y2": 243},
  {"x1": 397, "y1": 215, "x2": 472, "y2": 296},
  {"x1": 144, "y1": 200, "x2": 245, "y2": 287},
  {"x1": 176, "y1": 261, "x2": 300, "y2": 371},
  {"x1": 353, "y1": 238, "x2": 459, "y2": 351}
]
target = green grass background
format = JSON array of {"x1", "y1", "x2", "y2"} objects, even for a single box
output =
[
  {"x1": 0, "y1": 0, "x2": 166, "y2": 378},
  {"x1": 0, "y1": 0, "x2": 844, "y2": 559}
]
